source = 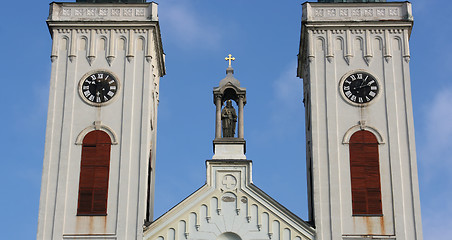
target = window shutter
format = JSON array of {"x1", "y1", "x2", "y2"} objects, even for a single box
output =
[
  {"x1": 349, "y1": 130, "x2": 382, "y2": 215},
  {"x1": 77, "y1": 130, "x2": 111, "y2": 215}
]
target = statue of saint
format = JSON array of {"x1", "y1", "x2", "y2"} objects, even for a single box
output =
[{"x1": 221, "y1": 100, "x2": 237, "y2": 138}]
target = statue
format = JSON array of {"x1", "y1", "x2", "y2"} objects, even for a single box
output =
[{"x1": 221, "y1": 100, "x2": 237, "y2": 138}]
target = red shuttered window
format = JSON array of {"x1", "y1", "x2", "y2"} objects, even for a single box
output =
[
  {"x1": 77, "y1": 130, "x2": 111, "y2": 216},
  {"x1": 349, "y1": 130, "x2": 382, "y2": 215}
]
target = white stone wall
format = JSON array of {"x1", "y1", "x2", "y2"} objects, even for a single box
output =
[
  {"x1": 37, "y1": 2, "x2": 165, "y2": 240},
  {"x1": 298, "y1": 2, "x2": 422, "y2": 240}
]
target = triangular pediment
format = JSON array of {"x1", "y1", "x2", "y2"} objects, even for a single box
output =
[{"x1": 144, "y1": 160, "x2": 314, "y2": 240}]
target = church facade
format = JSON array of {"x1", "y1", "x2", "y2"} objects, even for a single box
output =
[{"x1": 37, "y1": 1, "x2": 423, "y2": 240}]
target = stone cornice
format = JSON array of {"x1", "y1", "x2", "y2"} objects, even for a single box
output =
[
  {"x1": 48, "y1": 2, "x2": 158, "y2": 22},
  {"x1": 302, "y1": 2, "x2": 413, "y2": 23}
]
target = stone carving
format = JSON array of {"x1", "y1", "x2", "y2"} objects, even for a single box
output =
[
  {"x1": 376, "y1": 9, "x2": 386, "y2": 16},
  {"x1": 87, "y1": 8, "x2": 96, "y2": 16},
  {"x1": 124, "y1": 8, "x2": 133, "y2": 16},
  {"x1": 389, "y1": 8, "x2": 399, "y2": 16},
  {"x1": 307, "y1": 7, "x2": 403, "y2": 21},
  {"x1": 112, "y1": 9, "x2": 121, "y2": 16},
  {"x1": 340, "y1": 9, "x2": 348, "y2": 17},
  {"x1": 222, "y1": 174, "x2": 237, "y2": 189},
  {"x1": 315, "y1": 9, "x2": 324, "y2": 17},
  {"x1": 221, "y1": 100, "x2": 237, "y2": 138},
  {"x1": 57, "y1": 7, "x2": 150, "y2": 18},
  {"x1": 136, "y1": 9, "x2": 145, "y2": 16},
  {"x1": 327, "y1": 9, "x2": 336, "y2": 17},
  {"x1": 75, "y1": 8, "x2": 84, "y2": 16},
  {"x1": 99, "y1": 8, "x2": 108, "y2": 16},
  {"x1": 222, "y1": 195, "x2": 236, "y2": 202},
  {"x1": 62, "y1": 9, "x2": 71, "y2": 16}
]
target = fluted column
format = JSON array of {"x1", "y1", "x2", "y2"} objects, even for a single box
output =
[
  {"x1": 238, "y1": 95, "x2": 244, "y2": 139},
  {"x1": 215, "y1": 95, "x2": 222, "y2": 139}
]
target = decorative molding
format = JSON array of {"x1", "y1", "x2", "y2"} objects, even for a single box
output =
[
  {"x1": 107, "y1": 56, "x2": 115, "y2": 66},
  {"x1": 127, "y1": 30, "x2": 135, "y2": 62},
  {"x1": 345, "y1": 29, "x2": 353, "y2": 65},
  {"x1": 342, "y1": 124, "x2": 384, "y2": 144},
  {"x1": 87, "y1": 56, "x2": 96, "y2": 65},
  {"x1": 88, "y1": 30, "x2": 96, "y2": 65},
  {"x1": 108, "y1": 30, "x2": 115, "y2": 66},
  {"x1": 404, "y1": 56, "x2": 410, "y2": 63},
  {"x1": 307, "y1": 30, "x2": 315, "y2": 62},
  {"x1": 51, "y1": 29, "x2": 58, "y2": 62},
  {"x1": 75, "y1": 122, "x2": 119, "y2": 145},
  {"x1": 69, "y1": 30, "x2": 77, "y2": 61},
  {"x1": 364, "y1": 30, "x2": 373, "y2": 66},
  {"x1": 344, "y1": 55, "x2": 351, "y2": 65},
  {"x1": 384, "y1": 29, "x2": 392, "y2": 62},
  {"x1": 49, "y1": 4, "x2": 155, "y2": 22},
  {"x1": 403, "y1": 29, "x2": 411, "y2": 63},
  {"x1": 364, "y1": 55, "x2": 372, "y2": 65},
  {"x1": 303, "y1": 3, "x2": 412, "y2": 22},
  {"x1": 326, "y1": 30, "x2": 334, "y2": 62}
]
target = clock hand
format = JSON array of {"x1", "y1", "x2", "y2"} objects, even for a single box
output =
[
  {"x1": 95, "y1": 80, "x2": 103, "y2": 101},
  {"x1": 359, "y1": 79, "x2": 366, "y2": 87}
]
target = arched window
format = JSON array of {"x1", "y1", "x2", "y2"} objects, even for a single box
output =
[
  {"x1": 349, "y1": 130, "x2": 382, "y2": 215},
  {"x1": 77, "y1": 130, "x2": 111, "y2": 215}
]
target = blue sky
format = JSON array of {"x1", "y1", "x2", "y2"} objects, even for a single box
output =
[{"x1": 0, "y1": 0, "x2": 451, "y2": 239}]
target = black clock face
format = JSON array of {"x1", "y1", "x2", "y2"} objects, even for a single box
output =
[
  {"x1": 342, "y1": 72, "x2": 379, "y2": 104},
  {"x1": 80, "y1": 71, "x2": 118, "y2": 104}
]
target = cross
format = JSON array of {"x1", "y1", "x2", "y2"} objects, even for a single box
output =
[
  {"x1": 222, "y1": 175, "x2": 237, "y2": 189},
  {"x1": 225, "y1": 54, "x2": 235, "y2": 67}
]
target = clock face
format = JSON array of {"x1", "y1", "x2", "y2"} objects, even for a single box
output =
[
  {"x1": 79, "y1": 71, "x2": 119, "y2": 105},
  {"x1": 341, "y1": 71, "x2": 379, "y2": 104}
]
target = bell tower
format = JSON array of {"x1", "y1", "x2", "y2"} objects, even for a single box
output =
[
  {"x1": 37, "y1": 0, "x2": 165, "y2": 239},
  {"x1": 297, "y1": 1, "x2": 423, "y2": 240},
  {"x1": 212, "y1": 54, "x2": 247, "y2": 160}
]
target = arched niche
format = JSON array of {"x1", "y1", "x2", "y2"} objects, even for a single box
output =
[
  {"x1": 76, "y1": 123, "x2": 118, "y2": 145},
  {"x1": 217, "y1": 232, "x2": 242, "y2": 240},
  {"x1": 342, "y1": 124, "x2": 384, "y2": 144},
  {"x1": 213, "y1": 68, "x2": 247, "y2": 139}
]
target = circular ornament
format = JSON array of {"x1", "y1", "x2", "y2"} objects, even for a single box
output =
[
  {"x1": 79, "y1": 70, "x2": 119, "y2": 106},
  {"x1": 340, "y1": 71, "x2": 379, "y2": 105}
]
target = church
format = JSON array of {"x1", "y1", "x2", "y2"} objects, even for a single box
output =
[{"x1": 36, "y1": 0, "x2": 423, "y2": 240}]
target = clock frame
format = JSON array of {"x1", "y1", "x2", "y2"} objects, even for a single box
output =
[
  {"x1": 78, "y1": 70, "x2": 120, "y2": 106},
  {"x1": 339, "y1": 70, "x2": 380, "y2": 106}
]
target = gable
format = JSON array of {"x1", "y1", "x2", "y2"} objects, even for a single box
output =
[{"x1": 144, "y1": 160, "x2": 314, "y2": 240}]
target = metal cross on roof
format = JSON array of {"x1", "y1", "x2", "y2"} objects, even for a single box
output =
[{"x1": 225, "y1": 54, "x2": 235, "y2": 67}]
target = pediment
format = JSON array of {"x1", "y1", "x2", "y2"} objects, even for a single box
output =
[{"x1": 144, "y1": 160, "x2": 314, "y2": 240}]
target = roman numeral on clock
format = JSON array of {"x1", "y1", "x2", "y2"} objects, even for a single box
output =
[
  {"x1": 341, "y1": 71, "x2": 379, "y2": 104},
  {"x1": 81, "y1": 71, "x2": 118, "y2": 105}
]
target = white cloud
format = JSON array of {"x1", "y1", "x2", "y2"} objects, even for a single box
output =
[
  {"x1": 420, "y1": 87, "x2": 452, "y2": 170},
  {"x1": 273, "y1": 62, "x2": 303, "y2": 105},
  {"x1": 159, "y1": 3, "x2": 221, "y2": 49},
  {"x1": 269, "y1": 61, "x2": 304, "y2": 138},
  {"x1": 417, "y1": 86, "x2": 452, "y2": 239}
]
